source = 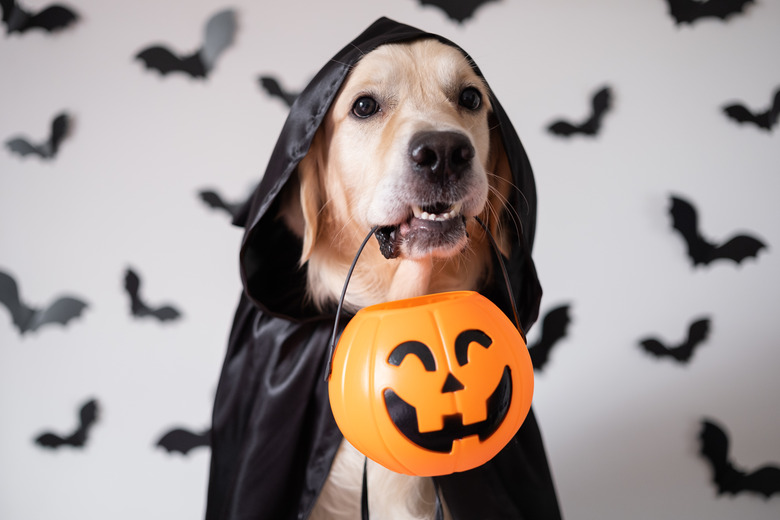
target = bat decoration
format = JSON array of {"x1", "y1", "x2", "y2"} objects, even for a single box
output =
[
  {"x1": 123, "y1": 267, "x2": 181, "y2": 322},
  {"x1": 665, "y1": 0, "x2": 754, "y2": 25},
  {"x1": 0, "y1": 269, "x2": 88, "y2": 334},
  {"x1": 669, "y1": 195, "x2": 767, "y2": 267},
  {"x1": 418, "y1": 0, "x2": 499, "y2": 23},
  {"x1": 35, "y1": 398, "x2": 99, "y2": 449},
  {"x1": 258, "y1": 75, "x2": 300, "y2": 108},
  {"x1": 198, "y1": 188, "x2": 244, "y2": 219},
  {"x1": 639, "y1": 317, "x2": 710, "y2": 363},
  {"x1": 156, "y1": 427, "x2": 210, "y2": 455},
  {"x1": 699, "y1": 418, "x2": 780, "y2": 498},
  {"x1": 0, "y1": 0, "x2": 78, "y2": 34},
  {"x1": 723, "y1": 87, "x2": 780, "y2": 132},
  {"x1": 135, "y1": 8, "x2": 236, "y2": 79},
  {"x1": 528, "y1": 304, "x2": 571, "y2": 371},
  {"x1": 5, "y1": 112, "x2": 70, "y2": 160},
  {"x1": 548, "y1": 86, "x2": 612, "y2": 137}
]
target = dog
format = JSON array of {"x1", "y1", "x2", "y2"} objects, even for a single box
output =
[{"x1": 278, "y1": 38, "x2": 516, "y2": 520}]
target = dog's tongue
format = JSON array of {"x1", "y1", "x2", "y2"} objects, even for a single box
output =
[{"x1": 374, "y1": 226, "x2": 400, "y2": 259}]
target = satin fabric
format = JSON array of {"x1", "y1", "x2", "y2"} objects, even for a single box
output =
[{"x1": 206, "y1": 17, "x2": 562, "y2": 520}]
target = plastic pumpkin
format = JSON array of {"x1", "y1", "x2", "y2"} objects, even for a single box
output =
[{"x1": 328, "y1": 290, "x2": 534, "y2": 476}]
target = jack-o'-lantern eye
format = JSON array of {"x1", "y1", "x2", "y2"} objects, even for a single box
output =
[
  {"x1": 388, "y1": 341, "x2": 437, "y2": 371},
  {"x1": 454, "y1": 329, "x2": 492, "y2": 366}
]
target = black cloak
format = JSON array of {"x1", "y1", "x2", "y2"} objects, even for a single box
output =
[{"x1": 206, "y1": 17, "x2": 562, "y2": 520}]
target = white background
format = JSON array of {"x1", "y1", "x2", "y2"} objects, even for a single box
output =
[{"x1": 1, "y1": 1, "x2": 779, "y2": 519}]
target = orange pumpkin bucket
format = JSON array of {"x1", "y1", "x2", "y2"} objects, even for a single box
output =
[{"x1": 328, "y1": 290, "x2": 534, "y2": 476}]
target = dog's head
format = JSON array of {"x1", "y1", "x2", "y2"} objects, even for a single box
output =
[{"x1": 280, "y1": 38, "x2": 514, "y2": 307}]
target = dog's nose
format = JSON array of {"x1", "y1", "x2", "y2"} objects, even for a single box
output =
[{"x1": 409, "y1": 131, "x2": 474, "y2": 183}]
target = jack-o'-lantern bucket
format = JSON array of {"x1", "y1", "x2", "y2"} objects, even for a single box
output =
[{"x1": 328, "y1": 289, "x2": 534, "y2": 477}]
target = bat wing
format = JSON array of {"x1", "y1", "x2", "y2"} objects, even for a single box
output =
[
  {"x1": 200, "y1": 8, "x2": 236, "y2": 73},
  {"x1": 135, "y1": 46, "x2": 205, "y2": 77},
  {"x1": 699, "y1": 419, "x2": 739, "y2": 495},
  {"x1": 157, "y1": 427, "x2": 210, "y2": 455},
  {"x1": 768, "y1": 88, "x2": 780, "y2": 129},
  {"x1": 47, "y1": 112, "x2": 70, "y2": 157},
  {"x1": 669, "y1": 195, "x2": 713, "y2": 265},
  {"x1": 639, "y1": 338, "x2": 671, "y2": 358},
  {"x1": 259, "y1": 76, "x2": 298, "y2": 107},
  {"x1": 5, "y1": 137, "x2": 43, "y2": 157},
  {"x1": 150, "y1": 305, "x2": 181, "y2": 322},
  {"x1": 723, "y1": 103, "x2": 765, "y2": 128},
  {"x1": 78, "y1": 399, "x2": 99, "y2": 427},
  {"x1": 0, "y1": 270, "x2": 35, "y2": 332},
  {"x1": 27, "y1": 4, "x2": 78, "y2": 32},
  {"x1": 742, "y1": 465, "x2": 780, "y2": 498},
  {"x1": 529, "y1": 305, "x2": 571, "y2": 370},
  {"x1": 676, "y1": 318, "x2": 710, "y2": 361},
  {"x1": 419, "y1": 0, "x2": 497, "y2": 23},
  {"x1": 28, "y1": 296, "x2": 88, "y2": 332},
  {"x1": 666, "y1": 0, "x2": 754, "y2": 24},
  {"x1": 1, "y1": 0, "x2": 16, "y2": 25},
  {"x1": 547, "y1": 121, "x2": 580, "y2": 137},
  {"x1": 199, "y1": 189, "x2": 230, "y2": 211},
  {"x1": 35, "y1": 432, "x2": 67, "y2": 448},
  {"x1": 581, "y1": 86, "x2": 612, "y2": 135},
  {"x1": 712, "y1": 234, "x2": 767, "y2": 264}
]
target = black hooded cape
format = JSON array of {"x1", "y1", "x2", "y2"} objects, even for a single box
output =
[{"x1": 206, "y1": 17, "x2": 562, "y2": 520}]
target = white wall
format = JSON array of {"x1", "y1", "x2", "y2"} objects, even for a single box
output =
[{"x1": 1, "y1": 1, "x2": 778, "y2": 519}]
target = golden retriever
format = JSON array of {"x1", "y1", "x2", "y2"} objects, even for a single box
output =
[{"x1": 280, "y1": 38, "x2": 514, "y2": 520}]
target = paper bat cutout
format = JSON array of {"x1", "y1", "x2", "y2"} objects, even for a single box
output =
[
  {"x1": 0, "y1": 0, "x2": 78, "y2": 34},
  {"x1": 639, "y1": 317, "x2": 710, "y2": 363},
  {"x1": 198, "y1": 189, "x2": 244, "y2": 219},
  {"x1": 0, "y1": 269, "x2": 88, "y2": 334},
  {"x1": 157, "y1": 427, "x2": 210, "y2": 455},
  {"x1": 35, "y1": 398, "x2": 99, "y2": 449},
  {"x1": 5, "y1": 112, "x2": 70, "y2": 159},
  {"x1": 548, "y1": 86, "x2": 612, "y2": 137},
  {"x1": 135, "y1": 9, "x2": 236, "y2": 79},
  {"x1": 699, "y1": 418, "x2": 780, "y2": 498},
  {"x1": 258, "y1": 75, "x2": 299, "y2": 108},
  {"x1": 528, "y1": 304, "x2": 571, "y2": 371},
  {"x1": 418, "y1": 0, "x2": 498, "y2": 23},
  {"x1": 123, "y1": 267, "x2": 181, "y2": 322},
  {"x1": 723, "y1": 87, "x2": 780, "y2": 132},
  {"x1": 665, "y1": 0, "x2": 754, "y2": 25},
  {"x1": 669, "y1": 195, "x2": 767, "y2": 266}
]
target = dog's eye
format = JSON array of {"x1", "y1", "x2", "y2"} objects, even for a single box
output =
[
  {"x1": 352, "y1": 96, "x2": 380, "y2": 118},
  {"x1": 459, "y1": 87, "x2": 482, "y2": 111}
]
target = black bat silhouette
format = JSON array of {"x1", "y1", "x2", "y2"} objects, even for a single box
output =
[
  {"x1": 669, "y1": 195, "x2": 767, "y2": 266},
  {"x1": 0, "y1": 269, "x2": 88, "y2": 334},
  {"x1": 528, "y1": 305, "x2": 571, "y2": 371},
  {"x1": 639, "y1": 317, "x2": 710, "y2": 363},
  {"x1": 5, "y1": 112, "x2": 70, "y2": 159},
  {"x1": 548, "y1": 86, "x2": 612, "y2": 137},
  {"x1": 198, "y1": 189, "x2": 244, "y2": 219},
  {"x1": 723, "y1": 87, "x2": 780, "y2": 132},
  {"x1": 35, "y1": 398, "x2": 99, "y2": 449},
  {"x1": 156, "y1": 427, "x2": 210, "y2": 455},
  {"x1": 0, "y1": 0, "x2": 78, "y2": 34},
  {"x1": 123, "y1": 267, "x2": 181, "y2": 322},
  {"x1": 419, "y1": 0, "x2": 498, "y2": 23},
  {"x1": 665, "y1": 0, "x2": 754, "y2": 25},
  {"x1": 258, "y1": 76, "x2": 300, "y2": 108},
  {"x1": 699, "y1": 418, "x2": 780, "y2": 498},
  {"x1": 135, "y1": 9, "x2": 236, "y2": 79}
]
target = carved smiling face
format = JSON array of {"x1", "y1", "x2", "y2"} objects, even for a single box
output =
[{"x1": 329, "y1": 291, "x2": 534, "y2": 476}]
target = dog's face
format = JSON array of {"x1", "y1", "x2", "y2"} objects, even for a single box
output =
[
  {"x1": 284, "y1": 38, "x2": 512, "y2": 308},
  {"x1": 296, "y1": 39, "x2": 506, "y2": 259}
]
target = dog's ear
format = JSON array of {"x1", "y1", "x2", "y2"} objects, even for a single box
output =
[
  {"x1": 484, "y1": 118, "x2": 514, "y2": 258},
  {"x1": 296, "y1": 130, "x2": 326, "y2": 263},
  {"x1": 277, "y1": 129, "x2": 325, "y2": 264}
]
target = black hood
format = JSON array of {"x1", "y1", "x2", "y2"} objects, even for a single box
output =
[{"x1": 235, "y1": 16, "x2": 541, "y2": 331}]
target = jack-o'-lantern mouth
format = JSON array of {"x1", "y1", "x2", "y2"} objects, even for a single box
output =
[{"x1": 382, "y1": 366, "x2": 512, "y2": 453}]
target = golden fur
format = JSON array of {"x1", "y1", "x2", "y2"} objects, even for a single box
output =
[{"x1": 280, "y1": 39, "x2": 514, "y2": 520}]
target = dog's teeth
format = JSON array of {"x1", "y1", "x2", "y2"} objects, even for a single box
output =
[{"x1": 412, "y1": 206, "x2": 422, "y2": 218}]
